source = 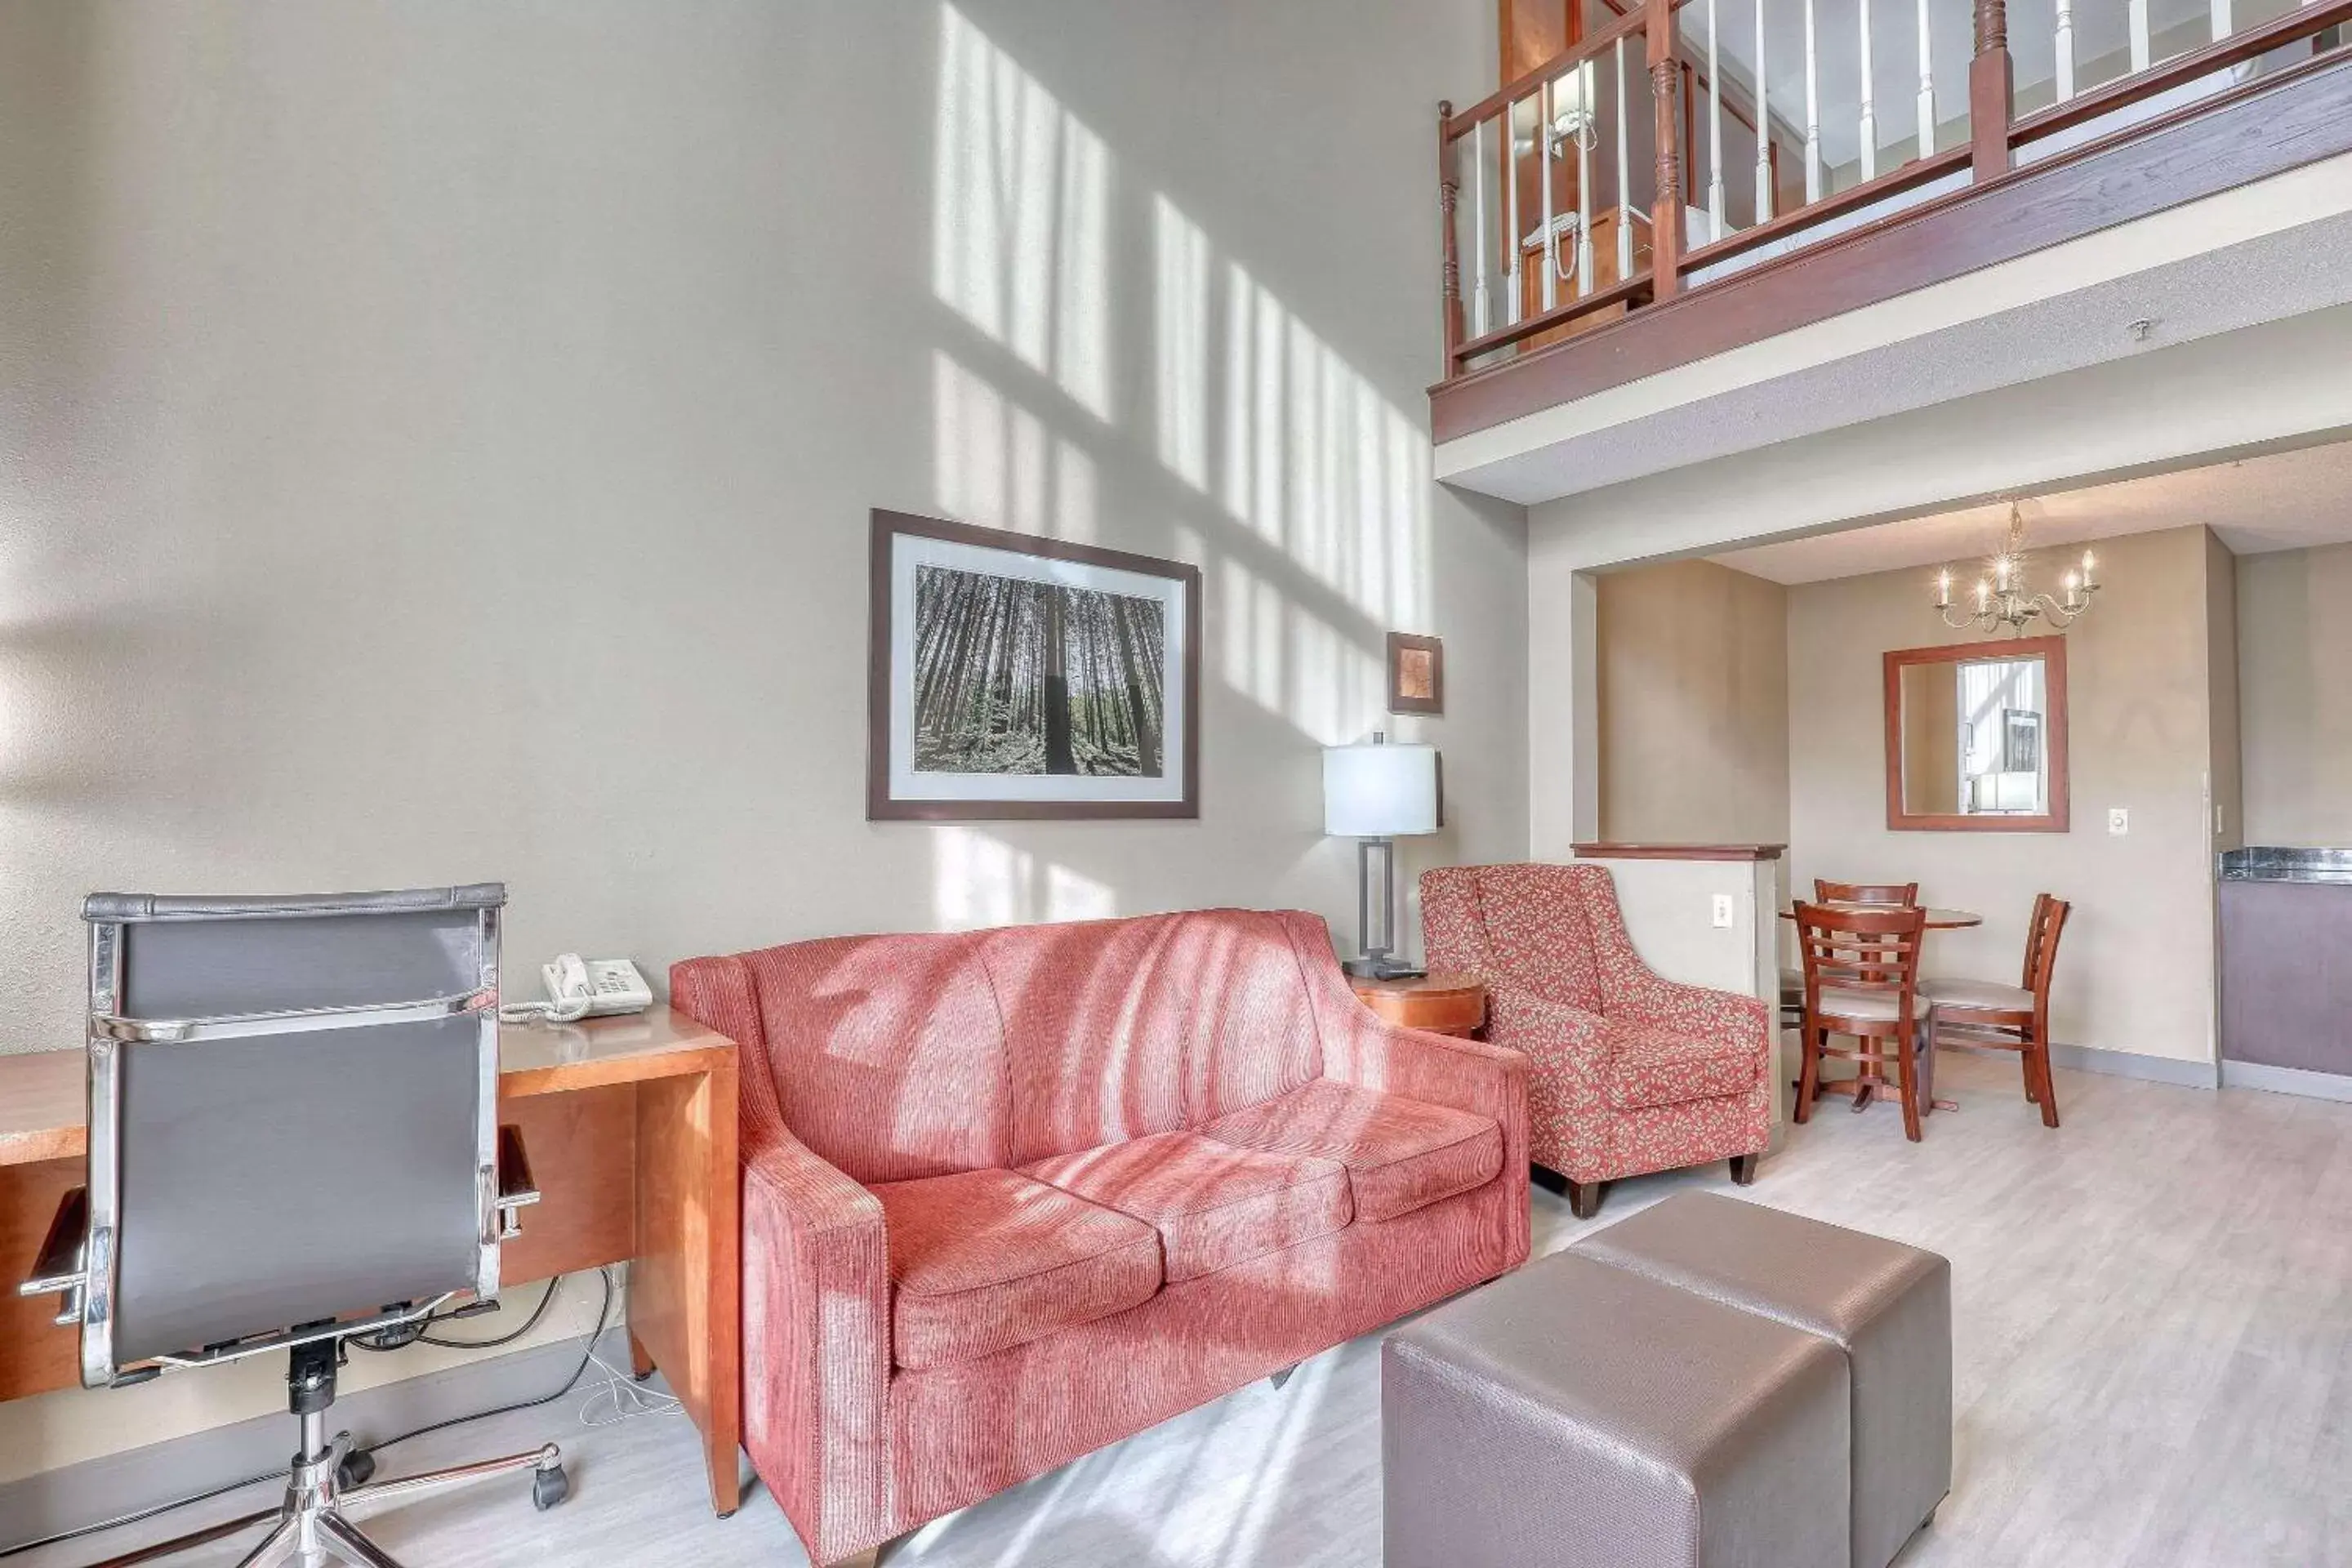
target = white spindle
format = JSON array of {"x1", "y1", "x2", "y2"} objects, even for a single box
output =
[
  {"x1": 2212, "y1": 0, "x2": 2234, "y2": 40},
  {"x1": 1803, "y1": 0, "x2": 1821, "y2": 203},
  {"x1": 1576, "y1": 60, "x2": 1596, "y2": 296},
  {"x1": 1470, "y1": 121, "x2": 1490, "y2": 337},
  {"x1": 1505, "y1": 96, "x2": 1522, "y2": 324},
  {"x1": 1615, "y1": 36, "x2": 1634, "y2": 283},
  {"x1": 1754, "y1": 0, "x2": 1773, "y2": 224},
  {"x1": 1708, "y1": 0, "x2": 1726, "y2": 240},
  {"x1": 2056, "y1": 2, "x2": 2077, "y2": 103},
  {"x1": 2129, "y1": 0, "x2": 2151, "y2": 71},
  {"x1": 1540, "y1": 77, "x2": 1559, "y2": 312},
  {"x1": 1858, "y1": 0, "x2": 1878, "y2": 181},
  {"x1": 1915, "y1": 0, "x2": 1935, "y2": 156}
]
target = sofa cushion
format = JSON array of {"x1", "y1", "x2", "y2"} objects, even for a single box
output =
[
  {"x1": 1022, "y1": 1131, "x2": 1352, "y2": 1283},
  {"x1": 1202, "y1": 1079, "x2": 1503, "y2": 1223},
  {"x1": 872, "y1": 1168, "x2": 1163, "y2": 1370},
  {"x1": 980, "y1": 911, "x2": 1325, "y2": 1165},
  {"x1": 1606, "y1": 1023, "x2": 1762, "y2": 1111}
]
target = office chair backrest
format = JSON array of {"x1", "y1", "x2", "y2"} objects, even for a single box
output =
[{"x1": 81, "y1": 886, "x2": 505, "y2": 1383}]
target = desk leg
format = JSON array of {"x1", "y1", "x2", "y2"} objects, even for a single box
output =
[{"x1": 629, "y1": 1059, "x2": 742, "y2": 1517}]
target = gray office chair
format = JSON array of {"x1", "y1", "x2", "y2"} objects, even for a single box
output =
[{"x1": 18, "y1": 886, "x2": 567, "y2": 1566}]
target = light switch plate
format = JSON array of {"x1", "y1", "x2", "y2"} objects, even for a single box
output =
[
  {"x1": 1711, "y1": 893, "x2": 1735, "y2": 929},
  {"x1": 2109, "y1": 807, "x2": 2130, "y2": 836}
]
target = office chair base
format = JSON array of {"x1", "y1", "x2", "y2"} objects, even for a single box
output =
[{"x1": 95, "y1": 1434, "x2": 565, "y2": 1568}]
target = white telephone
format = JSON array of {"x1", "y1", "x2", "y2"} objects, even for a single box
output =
[{"x1": 501, "y1": 955, "x2": 652, "y2": 1024}]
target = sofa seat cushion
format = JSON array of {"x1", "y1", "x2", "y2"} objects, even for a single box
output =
[
  {"x1": 871, "y1": 1168, "x2": 1163, "y2": 1370},
  {"x1": 1022, "y1": 1131, "x2": 1352, "y2": 1283},
  {"x1": 1201, "y1": 1079, "x2": 1503, "y2": 1223},
  {"x1": 1606, "y1": 1022, "x2": 1761, "y2": 1111}
]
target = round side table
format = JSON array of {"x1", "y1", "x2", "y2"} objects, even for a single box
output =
[{"x1": 1348, "y1": 973, "x2": 1487, "y2": 1038}]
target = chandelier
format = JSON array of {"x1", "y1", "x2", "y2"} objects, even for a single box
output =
[{"x1": 1933, "y1": 501, "x2": 2100, "y2": 635}]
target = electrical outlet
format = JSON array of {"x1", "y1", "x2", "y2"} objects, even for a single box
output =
[
  {"x1": 2108, "y1": 807, "x2": 2130, "y2": 836},
  {"x1": 1710, "y1": 893, "x2": 1735, "y2": 929}
]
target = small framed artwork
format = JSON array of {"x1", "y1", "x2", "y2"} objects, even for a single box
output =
[
  {"x1": 1387, "y1": 632, "x2": 1444, "y2": 715},
  {"x1": 868, "y1": 510, "x2": 1201, "y2": 821},
  {"x1": 2000, "y1": 707, "x2": 2042, "y2": 774}
]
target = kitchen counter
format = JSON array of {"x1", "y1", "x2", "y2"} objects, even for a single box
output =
[{"x1": 2219, "y1": 846, "x2": 2352, "y2": 885}]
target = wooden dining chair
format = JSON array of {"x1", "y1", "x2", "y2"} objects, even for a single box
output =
[
  {"x1": 1920, "y1": 894, "x2": 2071, "y2": 1129},
  {"x1": 1815, "y1": 880, "x2": 1920, "y2": 906},
  {"x1": 1793, "y1": 901, "x2": 1931, "y2": 1143},
  {"x1": 1783, "y1": 882, "x2": 1922, "y2": 1018}
]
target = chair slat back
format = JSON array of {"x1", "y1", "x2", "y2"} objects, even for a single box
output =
[
  {"x1": 1815, "y1": 880, "x2": 1920, "y2": 906},
  {"x1": 1795, "y1": 901, "x2": 1927, "y2": 999},
  {"x1": 2021, "y1": 893, "x2": 2072, "y2": 1001}
]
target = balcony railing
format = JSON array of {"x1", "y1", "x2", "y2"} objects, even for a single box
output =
[{"x1": 1437, "y1": 0, "x2": 2352, "y2": 384}]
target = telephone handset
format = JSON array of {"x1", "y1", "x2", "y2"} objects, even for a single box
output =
[{"x1": 500, "y1": 955, "x2": 653, "y2": 1024}]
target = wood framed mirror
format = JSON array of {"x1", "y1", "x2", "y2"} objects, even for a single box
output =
[{"x1": 1883, "y1": 635, "x2": 2069, "y2": 832}]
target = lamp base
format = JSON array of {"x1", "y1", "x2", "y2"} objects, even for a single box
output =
[{"x1": 1344, "y1": 956, "x2": 1428, "y2": 982}]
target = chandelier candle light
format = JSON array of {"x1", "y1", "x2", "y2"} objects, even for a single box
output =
[{"x1": 1934, "y1": 501, "x2": 2100, "y2": 635}]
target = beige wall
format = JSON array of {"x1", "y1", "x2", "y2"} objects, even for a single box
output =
[
  {"x1": 0, "y1": 0, "x2": 1519, "y2": 1481},
  {"x1": 1596, "y1": 559, "x2": 1789, "y2": 845},
  {"x1": 2238, "y1": 543, "x2": 2352, "y2": 846},
  {"x1": 1786, "y1": 525, "x2": 2230, "y2": 1065}
]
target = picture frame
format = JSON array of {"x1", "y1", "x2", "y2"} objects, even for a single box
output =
[
  {"x1": 867, "y1": 510, "x2": 1201, "y2": 821},
  {"x1": 1387, "y1": 632, "x2": 1444, "y2": 715},
  {"x1": 2000, "y1": 707, "x2": 2042, "y2": 775}
]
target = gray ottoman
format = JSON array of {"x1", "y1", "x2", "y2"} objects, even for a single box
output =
[
  {"x1": 1577, "y1": 1193, "x2": 1952, "y2": 1568},
  {"x1": 1384, "y1": 1251, "x2": 1851, "y2": 1568}
]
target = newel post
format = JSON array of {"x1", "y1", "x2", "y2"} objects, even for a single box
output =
[
  {"x1": 1645, "y1": 0, "x2": 1682, "y2": 302},
  {"x1": 1970, "y1": 0, "x2": 2014, "y2": 183},
  {"x1": 1438, "y1": 100, "x2": 1464, "y2": 378}
]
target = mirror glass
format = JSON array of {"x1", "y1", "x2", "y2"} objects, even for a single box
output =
[{"x1": 1897, "y1": 653, "x2": 2050, "y2": 817}]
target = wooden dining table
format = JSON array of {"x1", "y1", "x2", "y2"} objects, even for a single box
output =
[{"x1": 1780, "y1": 903, "x2": 1984, "y2": 1116}]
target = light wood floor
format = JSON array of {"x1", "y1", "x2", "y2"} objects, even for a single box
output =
[{"x1": 35, "y1": 1054, "x2": 2352, "y2": 1568}]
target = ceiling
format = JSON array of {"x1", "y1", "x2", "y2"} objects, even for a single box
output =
[{"x1": 1710, "y1": 439, "x2": 2352, "y2": 586}]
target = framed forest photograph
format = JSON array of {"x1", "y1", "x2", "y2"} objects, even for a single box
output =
[{"x1": 868, "y1": 510, "x2": 1201, "y2": 820}]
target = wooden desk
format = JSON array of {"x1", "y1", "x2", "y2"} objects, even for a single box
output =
[{"x1": 0, "y1": 1008, "x2": 743, "y2": 1517}]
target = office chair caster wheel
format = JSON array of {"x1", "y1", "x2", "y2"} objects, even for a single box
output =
[
  {"x1": 336, "y1": 1448, "x2": 376, "y2": 1490},
  {"x1": 532, "y1": 1462, "x2": 570, "y2": 1511}
]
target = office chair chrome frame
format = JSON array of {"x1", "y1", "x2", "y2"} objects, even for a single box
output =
[{"x1": 19, "y1": 891, "x2": 570, "y2": 1566}]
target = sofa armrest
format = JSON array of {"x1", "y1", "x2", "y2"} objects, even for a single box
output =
[
  {"x1": 1321, "y1": 1013, "x2": 1527, "y2": 1132},
  {"x1": 740, "y1": 1120, "x2": 893, "y2": 1563}
]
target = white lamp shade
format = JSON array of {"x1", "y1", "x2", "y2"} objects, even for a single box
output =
[{"x1": 1322, "y1": 742, "x2": 1439, "y2": 838}]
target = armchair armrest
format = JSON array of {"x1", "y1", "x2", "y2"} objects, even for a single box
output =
[
  {"x1": 1613, "y1": 972, "x2": 1774, "y2": 1045},
  {"x1": 739, "y1": 1118, "x2": 892, "y2": 1563}
]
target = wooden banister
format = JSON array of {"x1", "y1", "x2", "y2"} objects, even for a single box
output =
[
  {"x1": 1439, "y1": 100, "x2": 1464, "y2": 377},
  {"x1": 1971, "y1": 0, "x2": 2013, "y2": 182},
  {"x1": 1446, "y1": 7, "x2": 1650, "y2": 140},
  {"x1": 1646, "y1": 0, "x2": 1683, "y2": 305}
]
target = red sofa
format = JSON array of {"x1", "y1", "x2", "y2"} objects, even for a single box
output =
[
  {"x1": 672, "y1": 908, "x2": 1530, "y2": 1566},
  {"x1": 1422, "y1": 862, "x2": 1773, "y2": 1218}
]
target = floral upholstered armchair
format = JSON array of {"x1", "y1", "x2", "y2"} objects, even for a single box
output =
[{"x1": 1420, "y1": 862, "x2": 1773, "y2": 1218}]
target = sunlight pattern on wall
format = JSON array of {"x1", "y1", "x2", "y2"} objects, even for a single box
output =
[
  {"x1": 933, "y1": 3, "x2": 1112, "y2": 421},
  {"x1": 1154, "y1": 195, "x2": 1213, "y2": 492},
  {"x1": 932, "y1": 826, "x2": 1117, "y2": 930},
  {"x1": 933, "y1": 350, "x2": 1098, "y2": 541}
]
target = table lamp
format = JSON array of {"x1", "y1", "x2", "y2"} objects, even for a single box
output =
[{"x1": 1323, "y1": 733, "x2": 1440, "y2": 979}]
